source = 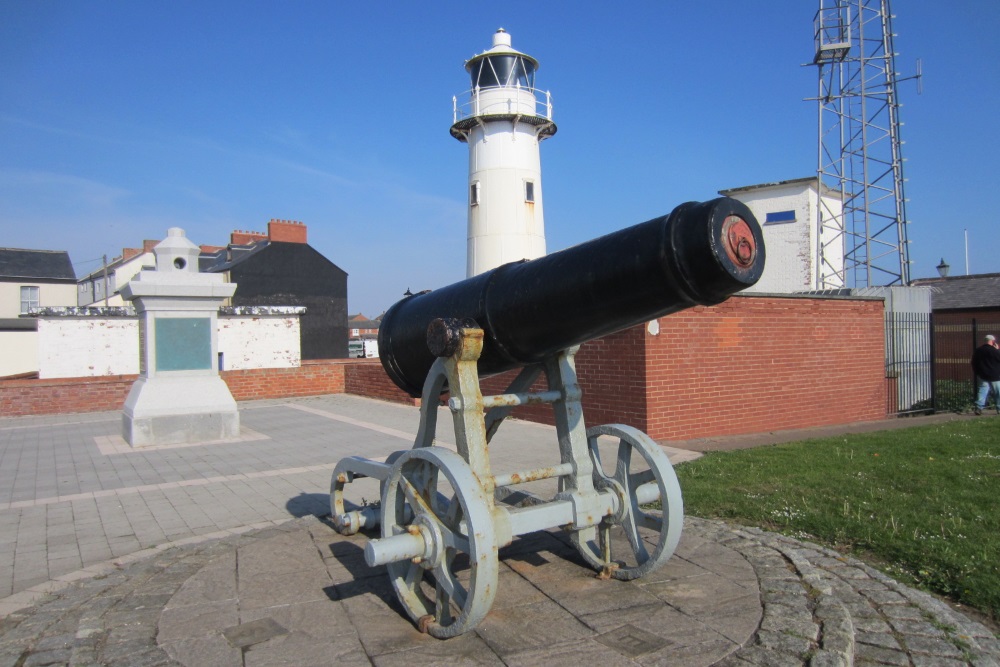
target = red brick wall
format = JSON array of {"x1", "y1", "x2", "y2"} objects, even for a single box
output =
[
  {"x1": 933, "y1": 309, "x2": 1000, "y2": 324},
  {"x1": 0, "y1": 376, "x2": 134, "y2": 417},
  {"x1": 477, "y1": 326, "x2": 647, "y2": 430},
  {"x1": 577, "y1": 326, "x2": 648, "y2": 429},
  {"x1": 223, "y1": 360, "x2": 345, "y2": 401},
  {"x1": 927, "y1": 310, "x2": 1000, "y2": 382},
  {"x1": 0, "y1": 360, "x2": 350, "y2": 418},
  {"x1": 343, "y1": 360, "x2": 418, "y2": 405},
  {"x1": 644, "y1": 296, "x2": 886, "y2": 440}
]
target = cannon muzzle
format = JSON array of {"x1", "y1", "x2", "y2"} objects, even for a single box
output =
[{"x1": 379, "y1": 196, "x2": 765, "y2": 397}]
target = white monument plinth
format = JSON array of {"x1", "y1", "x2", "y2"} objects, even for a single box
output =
[{"x1": 121, "y1": 228, "x2": 239, "y2": 447}]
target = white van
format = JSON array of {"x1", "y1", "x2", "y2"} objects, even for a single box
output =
[{"x1": 348, "y1": 339, "x2": 379, "y2": 358}]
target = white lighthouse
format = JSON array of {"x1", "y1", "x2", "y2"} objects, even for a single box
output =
[{"x1": 451, "y1": 29, "x2": 557, "y2": 277}]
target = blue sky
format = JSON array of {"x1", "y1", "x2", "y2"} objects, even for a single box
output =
[{"x1": 2, "y1": 1, "x2": 997, "y2": 316}]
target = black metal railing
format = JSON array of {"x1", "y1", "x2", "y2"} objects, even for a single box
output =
[{"x1": 929, "y1": 317, "x2": 1000, "y2": 413}]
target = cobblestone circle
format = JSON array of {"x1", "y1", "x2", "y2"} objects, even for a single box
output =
[{"x1": 0, "y1": 516, "x2": 996, "y2": 666}]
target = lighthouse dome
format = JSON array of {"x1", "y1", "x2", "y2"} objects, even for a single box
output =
[{"x1": 465, "y1": 28, "x2": 538, "y2": 90}]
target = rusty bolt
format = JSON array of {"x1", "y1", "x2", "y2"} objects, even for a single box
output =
[{"x1": 417, "y1": 614, "x2": 435, "y2": 634}]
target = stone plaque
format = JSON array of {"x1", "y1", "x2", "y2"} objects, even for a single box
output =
[{"x1": 155, "y1": 317, "x2": 212, "y2": 371}]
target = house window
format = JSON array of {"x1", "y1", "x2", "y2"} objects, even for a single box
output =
[
  {"x1": 524, "y1": 180, "x2": 535, "y2": 203},
  {"x1": 764, "y1": 210, "x2": 796, "y2": 225},
  {"x1": 351, "y1": 328, "x2": 360, "y2": 336},
  {"x1": 470, "y1": 182, "x2": 480, "y2": 206},
  {"x1": 20, "y1": 286, "x2": 39, "y2": 314}
]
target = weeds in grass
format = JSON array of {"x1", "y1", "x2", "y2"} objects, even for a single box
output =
[{"x1": 675, "y1": 418, "x2": 1000, "y2": 622}]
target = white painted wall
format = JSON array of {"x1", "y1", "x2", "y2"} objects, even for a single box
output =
[
  {"x1": 0, "y1": 284, "x2": 18, "y2": 317},
  {"x1": 30, "y1": 313, "x2": 302, "y2": 379},
  {"x1": 732, "y1": 184, "x2": 814, "y2": 293},
  {"x1": 467, "y1": 121, "x2": 546, "y2": 276},
  {"x1": 217, "y1": 316, "x2": 300, "y2": 370},
  {"x1": 0, "y1": 331, "x2": 38, "y2": 377},
  {"x1": 724, "y1": 180, "x2": 845, "y2": 293},
  {"x1": 817, "y1": 190, "x2": 846, "y2": 288},
  {"x1": 37, "y1": 318, "x2": 139, "y2": 378}
]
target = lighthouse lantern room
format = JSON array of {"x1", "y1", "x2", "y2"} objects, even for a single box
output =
[{"x1": 451, "y1": 29, "x2": 557, "y2": 277}]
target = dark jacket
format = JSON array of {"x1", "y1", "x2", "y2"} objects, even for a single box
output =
[{"x1": 971, "y1": 343, "x2": 1000, "y2": 382}]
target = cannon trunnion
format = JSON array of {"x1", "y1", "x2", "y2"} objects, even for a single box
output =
[{"x1": 331, "y1": 197, "x2": 765, "y2": 637}]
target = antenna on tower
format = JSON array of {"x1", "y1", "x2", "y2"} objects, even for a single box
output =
[{"x1": 807, "y1": 0, "x2": 919, "y2": 288}]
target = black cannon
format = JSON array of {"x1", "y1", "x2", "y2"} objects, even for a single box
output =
[
  {"x1": 379, "y1": 196, "x2": 765, "y2": 397},
  {"x1": 332, "y1": 196, "x2": 765, "y2": 638}
]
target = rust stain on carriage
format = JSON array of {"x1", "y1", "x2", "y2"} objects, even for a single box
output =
[
  {"x1": 487, "y1": 391, "x2": 554, "y2": 407},
  {"x1": 488, "y1": 393, "x2": 522, "y2": 408},
  {"x1": 418, "y1": 614, "x2": 435, "y2": 634},
  {"x1": 529, "y1": 466, "x2": 560, "y2": 481},
  {"x1": 505, "y1": 465, "x2": 562, "y2": 485},
  {"x1": 597, "y1": 562, "x2": 620, "y2": 580}
]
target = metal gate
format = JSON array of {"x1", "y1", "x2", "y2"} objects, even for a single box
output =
[
  {"x1": 885, "y1": 311, "x2": 932, "y2": 415},
  {"x1": 930, "y1": 317, "x2": 1000, "y2": 413}
]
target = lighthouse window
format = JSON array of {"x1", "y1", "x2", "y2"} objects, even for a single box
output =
[
  {"x1": 470, "y1": 55, "x2": 535, "y2": 89},
  {"x1": 524, "y1": 181, "x2": 535, "y2": 203},
  {"x1": 470, "y1": 182, "x2": 480, "y2": 206}
]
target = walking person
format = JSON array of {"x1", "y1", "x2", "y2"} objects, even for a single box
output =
[{"x1": 971, "y1": 334, "x2": 1000, "y2": 415}]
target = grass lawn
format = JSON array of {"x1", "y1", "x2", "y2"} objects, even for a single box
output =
[{"x1": 673, "y1": 417, "x2": 1000, "y2": 624}]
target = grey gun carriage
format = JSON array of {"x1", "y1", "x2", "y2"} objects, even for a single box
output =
[{"x1": 330, "y1": 197, "x2": 766, "y2": 637}]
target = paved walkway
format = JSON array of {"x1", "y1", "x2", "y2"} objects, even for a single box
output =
[{"x1": 0, "y1": 395, "x2": 995, "y2": 666}]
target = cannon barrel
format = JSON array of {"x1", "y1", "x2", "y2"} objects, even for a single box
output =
[{"x1": 379, "y1": 196, "x2": 765, "y2": 397}]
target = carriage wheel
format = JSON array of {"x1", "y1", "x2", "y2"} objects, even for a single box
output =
[
  {"x1": 572, "y1": 424, "x2": 683, "y2": 580},
  {"x1": 381, "y1": 447, "x2": 499, "y2": 638}
]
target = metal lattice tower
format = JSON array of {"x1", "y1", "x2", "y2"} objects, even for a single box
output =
[{"x1": 811, "y1": 0, "x2": 913, "y2": 288}]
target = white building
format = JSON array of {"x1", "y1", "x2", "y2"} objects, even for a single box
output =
[
  {"x1": 0, "y1": 248, "x2": 77, "y2": 378},
  {"x1": 450, "y1": 29, "x2": 557, "y2": 277},
  {"x1": 720, "y1": 177, "x2": 845, "y2": 293},
  {"x1": 77, "y1": 244, "x2": 155, "y2": 307}
]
